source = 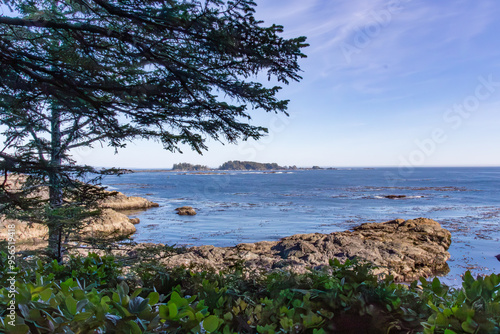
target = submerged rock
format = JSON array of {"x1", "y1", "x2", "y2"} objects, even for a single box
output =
[
  {"x1": 160, "y1": 218, "x2": 451, "y2": 282},
  {"x1": 175, "y1": 206, "x2": 197, "y2": 215}
]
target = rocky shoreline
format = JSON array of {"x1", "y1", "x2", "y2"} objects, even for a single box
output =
[
  {"x1": 0, "y1": 175, "x2": 453, "y2": 282},
  {"x1": 141, "y1": 218, "x2": 451, "y2": 282},
  {"x1": 0, "y1": 177, "x2": 159, "y2": 244}
]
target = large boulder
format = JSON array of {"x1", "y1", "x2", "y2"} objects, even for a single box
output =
[
  {"x1": 0, "y1": 174, "x2": 159, "y2": 211},
  {"x1": 175, "y1": 206, "x2": 197, "y2": 215},
  {"x1": 160, "y1": 218, "x2": 451, "y2": 282},
  {"x1": 0, "y1": 174, "x2": 155, "y2": 243},
  {"x1": 80, "y1": 209, "x2": 136, "y2": 239},
  {"x1": 0, "y1": 209, "x2": 136, "y2": 244}
]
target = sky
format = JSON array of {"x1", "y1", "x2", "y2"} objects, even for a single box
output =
[{"x1": 7, "y1": 1, "x2": 500, "y2": 168}]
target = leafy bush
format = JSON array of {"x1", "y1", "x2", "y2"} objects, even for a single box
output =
[
  {"x1": 421, "y1": 272, "x2": 500, "y2": 334},
  {"x1": 1, "y1": 253, "x2": 498, "y2": 333},
  {"x1": 0, "y1": 277, "x2": 217, "y2": 333}
]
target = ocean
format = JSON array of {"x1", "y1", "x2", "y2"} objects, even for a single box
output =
[{"x1": 103, "y1": 167, "x2": 500, "y2": 285}]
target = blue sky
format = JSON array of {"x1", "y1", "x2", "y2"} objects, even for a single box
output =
[{"x1": 13, "y1": 1, "x2": 500, "y2": 168}]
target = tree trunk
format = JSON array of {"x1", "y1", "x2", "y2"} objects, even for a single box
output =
[{"x1": 48, "y1": 108, "x2": 63, "y2": 262}]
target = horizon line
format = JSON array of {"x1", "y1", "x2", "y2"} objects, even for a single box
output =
[{"x1": 103, "y1": 165, "x2": 500, "y2": 170}]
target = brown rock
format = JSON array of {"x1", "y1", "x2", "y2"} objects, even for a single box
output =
[
  {"x1": 0, "y1": 217, "x2": 48, "y2": 243},
  {"x1": 129, "y1": 218, "x2": 141, "y2": 225},
  {"x1": 99, "y1": 191, "x2": 159, "y2": 210},
  {"x1": 0, "y1": 209, "x2": 136, "y2": 244},
  {"x1": 157, "y1": 218, "x2": 451, "y2": 282},
  {"x1": 80, "y1": 209, "x2": 136, "y2": 239},
  {"x1": 1, "y1": 174, "x2": 159, "y2": 211},
  {"x1": 175, "y1": 206, "x2": 197, "y2": 215},
  {"x1": 384, "y1": 195, "x2": 407, "y2": 199},
  {"x1": 0, "y1": 174, "x2": 155, "y2": 243}
]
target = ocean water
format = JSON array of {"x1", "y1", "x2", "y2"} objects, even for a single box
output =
[{"x1": 103, "y1": 167, "x2": 500, "y2": 284}]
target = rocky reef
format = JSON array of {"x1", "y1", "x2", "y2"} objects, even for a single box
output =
[{"x1": 156, "y1": 218, "x2": 451, "y2": 282}]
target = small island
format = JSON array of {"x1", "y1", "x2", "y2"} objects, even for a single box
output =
[
  {"x1": 172, "y1": 163, "x2": 210, "y2": 171},
  {"x1": 218, "y1": 160, "x2": 289, "y2": 170},
  {"x1": 172, "y1": 160, "x2": 298, "y2": 171}
]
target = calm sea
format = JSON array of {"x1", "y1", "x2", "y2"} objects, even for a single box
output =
[{"x1": 103, "y1": 167, "x2": 500, "y2": 284}]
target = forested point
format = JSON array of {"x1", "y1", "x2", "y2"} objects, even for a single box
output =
[
  {"x1": 172, "y1": 163, "x2": 211, "y2": 171},
  {"x1": 172, "y1": 160, "x2": 294, "y2": 171}
]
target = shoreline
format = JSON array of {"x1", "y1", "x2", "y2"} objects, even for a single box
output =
[
  {"x1": 4, "y1": 170, "x2": 498, "y2": 287},
  {"x1": 6, "y1": 208, "x2": 498, "y2": 287},
  {"x1": 9, "y1": 217, "x2": 453, "y2": 284},
  {"x1": 105, "y1": 168, "x2": 499, "y2": 287}
]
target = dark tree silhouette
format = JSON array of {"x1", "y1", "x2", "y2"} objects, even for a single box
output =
[{"x1": 0, "y1": 0, "x2": 307, "y2": 260}]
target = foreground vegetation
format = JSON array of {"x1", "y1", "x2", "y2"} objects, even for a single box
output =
[{"x1": 0, "y1": 252, "x2": 498, "y2": 333}]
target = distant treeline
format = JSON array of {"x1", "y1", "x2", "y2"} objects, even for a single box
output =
[
  {"x1": 172, "y1": 161, "x2": 297, "y2": 171},
  {"x1": 219, "y1": 161, "x2": 292, "y2": 170},
  {"x1": 172, "y1": 163, "x2": 210, "y2": 171}
]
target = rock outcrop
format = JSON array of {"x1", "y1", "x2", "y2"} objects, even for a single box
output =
[
  {"x1": 0, "y1": 174, "x2": 158, "y2": 243},
  {"x1": 158, "y1": 218, "x2": 451, "y2": 282},
  {"x1": 0, "y1": 209, "x2": 136, "y2": 244},
  {"x1": 175, "y1": 206, "x2": 197, "y2": 215},
  {"x1": 384, "y1": 195, "x2": 407, "y2": 199},
  {"x1": 80, "y1": 209, "x2": 137, "y2": 239},
  {"x1": 99, "y1": 191, "x2": 159, "y2": 210}
]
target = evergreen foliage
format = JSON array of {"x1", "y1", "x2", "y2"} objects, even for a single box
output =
[
  {"x1": 1, "y1": 253, "x2": 499, "y2": 333},
  {"x1": 218, "y1": 160, "x2": 285, "y2": 170},
  {"x1": 172, "y1": 163, "x2": 210, "y2": 171},
  {"x1": 0, "y1": 0, "x2": 307, "y2": 260}
]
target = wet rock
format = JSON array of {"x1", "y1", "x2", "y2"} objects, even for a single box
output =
[
  {"x1": 384, "y1": 195, "x2": 407, "y2": 199},
  {"x1": 160, "y1": 218, "x2": 451, "y2": 282},
  {"x1": 175, "y1": 206, "x2": 197, "y2": 215},
  {"x1": 129, "y1": 218, "x2": 141, "y2": 225}
]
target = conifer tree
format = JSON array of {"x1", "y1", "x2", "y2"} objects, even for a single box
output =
[{"x1": 0, "y1": 0, "x2": 307, "y2": 260}]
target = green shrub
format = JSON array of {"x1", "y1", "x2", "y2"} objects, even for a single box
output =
[
  {"x1": 421, "y1": 273, "x2": 500, "y2": 334},
  {"x1": 1, "y1": 253, "x2": 499, "y2": 333},
  {"x1": 35, "y1": 252, "x2": 122, "y2": 288},
  {"x1": 0, "y1": 278, "x2": 218, "y2": 333}
]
